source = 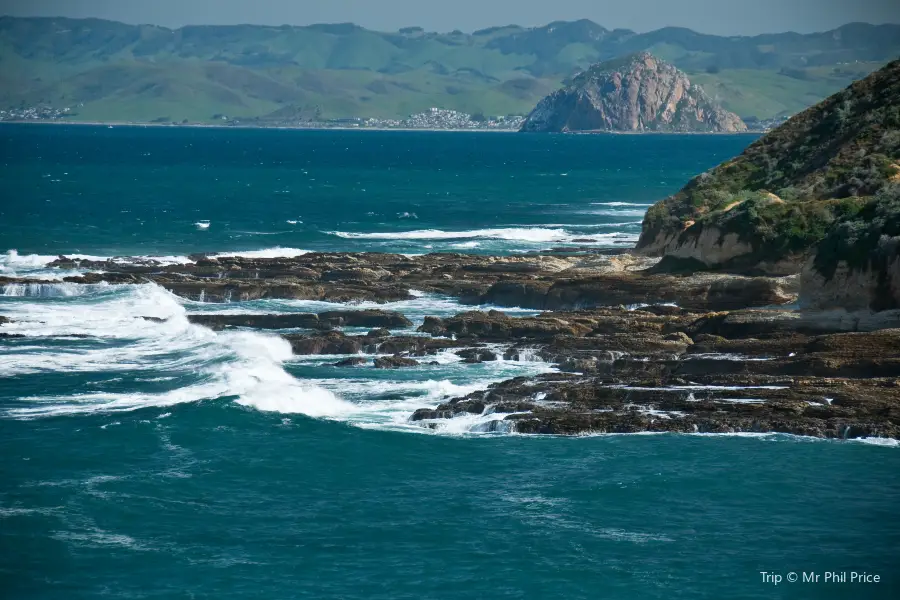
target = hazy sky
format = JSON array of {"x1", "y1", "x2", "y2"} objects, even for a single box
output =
[{"x1": 1, "y1": 0, "x2": 897, "y2": 35}]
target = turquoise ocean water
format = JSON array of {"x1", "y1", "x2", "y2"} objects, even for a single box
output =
[
  {"x1": 1, "y1": 125, "x2": 898, "y2": 599},
  {"x1": 1, "y1": 125, "x2": 756, "y2": 257}
]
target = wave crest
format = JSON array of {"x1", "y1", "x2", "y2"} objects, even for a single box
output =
[
  {"x1": 211, "y1": 247, "x2": 310, "y2": 259},
  {"x1": 2, "y1": 283, "x2": 351, "y2": 419},
  {"x1": 327, "y1": 228, "x2": 638, "y2": 245}
]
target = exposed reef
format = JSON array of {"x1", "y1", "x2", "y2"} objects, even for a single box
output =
[{"x1": 3, "y1": 251, "x2": 897, "y2": 440}]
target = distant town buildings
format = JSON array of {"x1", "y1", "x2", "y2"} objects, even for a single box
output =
[
  {"x1": 3, "y1": 103, "x2": 786, "y2": 132},
  {"x1": 742, "y1": 115, "x2": 791, "y2": 132},
  {"x1": 0, "y1": 105, "x2": 72, "y2": 121},
  {"x1": 360, "y1": 108, "x2": 524, "y2": 130},
  {"x1": 222, "y1": 107, "x2": 524, "y2": 130},
  {"x1": 0, "y1": 103, "x2": 525, "y2": 130}
]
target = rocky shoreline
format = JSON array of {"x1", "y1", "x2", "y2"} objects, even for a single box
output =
[{"x1": 3, "y1": 250, "x2": 898, "y2": 440}]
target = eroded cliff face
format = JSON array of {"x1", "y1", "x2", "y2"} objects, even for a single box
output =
[
  {"x1": 520, "y1": 52, "x2": 747, "y2": 133},
  {"x1": 658, "y1": 228, "x2": 751, "y2": 265},
  {"x1": 639, "y1": 193, "x2": 810, "y2": 275},
  {"x1": 800, "y1": 256, "x2": 900, "y2": 311}
]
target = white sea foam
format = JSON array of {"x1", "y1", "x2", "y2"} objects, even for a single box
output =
[
  {"x1": 1, "y1": 249, "x2": 58, "y2": 270},
  {"x1": 0, "y1": 506, "x2": 61, "y2": 518},
  {"x1": 611, "y1": 384, "x2": 788, "y2": 391},
  {"x1": 184, "y1": 291, "x2": 540, "y2": 323},
  {"x1": 625, "y1": 302, "x2": 679, "y2": 311},
  {"x1": 685, "y1": 353, "x2": 773, "y2": 362},
  {"x1": 590, "y1": 202, "x2": 653, "y2": 207},
  {"x1": 600, "y1": 221, "x2": 644, "y2": 227},
  {"x1": 2, "y1": 283, "x2": 352, "y2": 419},
  {"x1": 327, "y1": 228, "x2": 640, "y2": 246},
  {"x1": 1, "y1": 249, "x2": 193, "y2": 273},
  {"x1": 694, "y1": 432, "x2": 900, "y2": 447},
  {"x1": 1, "y1": 282, "x2": 554, "y2": 431},
  {"x1": 539, "y1": 222, "x2": 643, "y2": 228},
  {"x1": 210, "y1": 247, "x2": 311, "y2": 259},
  {"x1": 52, "y1": 528, "x2": 148, "y2": 551},
  {"x1": 850, "y1": 437, "x2": 900, "y2": 448},
  {"x1": 500, "y1": 347, "x2": 545, "y2": 363},
  {"x1": 328, "y1": 227, "x2": 572, "y2": 242},
  {"x1": 298, "y1": 378, "x2": 492, "y2": 432},
  {"x1": 0, "y1": 250, "x2": 94, "y2": 280},
  {"x1": 294, "y1": 351, "x2": 556, "y2": 432},
  {"x1": 2, "y1": 282, "x2": 88, "y2": 298},
  {"x1": 224, "y1": 333, "x2": 354, "y2": 417},
  {"x1": 194, "y1": 221, "x2": 211, "y2": 230},
  {"x1": 6, "y1": 248, "x2": 310, "y2": 265},
  {"x1": 585, "y1": 209, "x2": 648, "y2": 217},
  {"x1": 108, "y1": 255, "x2": 192, "y2": 265},
  {"x1": 306, "y1": 377, "x2": 485, "y2": 403},
  {"x1": 689, "y1": 432, "x2": 782, "y2": 440},
  {"x1": 432, "y1": 411, "x2": 519, "y2": 435}
]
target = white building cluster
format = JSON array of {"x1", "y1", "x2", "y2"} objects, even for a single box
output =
[
  {"x1": 362, "y1": 108, "x2": 524, "y2": 130},
  {"x1": 0, "y1": 105, "x2": 72, "y2": 121}
]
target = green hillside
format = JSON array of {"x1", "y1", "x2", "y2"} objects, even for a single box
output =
[{"x1": 0, "y1": 16, "x2": 897, "y2": 123}]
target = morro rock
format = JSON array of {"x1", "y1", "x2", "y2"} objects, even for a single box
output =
[{"x1": 520, "y1": 52, "x2": 746, "y2": 133}]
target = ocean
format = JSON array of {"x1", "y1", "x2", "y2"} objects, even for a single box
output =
[
  {"x1": 0, "y1": 125, "x2": 755, "y2": 257},
  {"x1": 2, "y1": 125, "x2": 898, "y2": 599}
]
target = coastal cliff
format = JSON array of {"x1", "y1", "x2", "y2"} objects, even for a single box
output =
[
  {"x1": 637, "y1": 59, "x2": 900, "y2": 280},
  {"x1": 520, "y1": 52, "x2": 747, "y2": 133}
]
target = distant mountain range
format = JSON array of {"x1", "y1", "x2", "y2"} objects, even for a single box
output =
[{"x1": 1, "y1": 16, "x2": 898, "y2": 123}]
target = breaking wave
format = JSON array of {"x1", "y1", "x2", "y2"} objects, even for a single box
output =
[
  {"x1": 2, "y1": 282, "x2": 88, "y2": 298},
  {"x1": 1, "y1": 283, "x2": 352, "y2": 419},
  {"x1": 326, "y1": 228, "x2": 639, "y2": 246},
  {"x1": 210, "y1": 247, "x2": 311, "y2": 259},
  {"x1": 1, "y1": 247, "x2": 313, "y2": 274},
  {"x1": 328, "y1": 227, "x2": 573, "y2": 242},
  {"x1": 1, "y1": 249, "x2": 193, "y2": 274},
  {"x1": 1, "y1": 282, "x2": 553, "y2": 432},
  {"x1": 584, "y1": 209, "x2": 648, "y2": 217}
]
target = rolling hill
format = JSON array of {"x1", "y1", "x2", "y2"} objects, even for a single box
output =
[{"x1": 0, "y1": 16, "x2": 898, "y2": 123}]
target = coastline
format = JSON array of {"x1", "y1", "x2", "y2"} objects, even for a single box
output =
[
  {"x1": 0, "y1": 119, "x2": 519, "y2": 133},
  {"x1": 0, "y1": 119, "x2": 765, "y2": 134}
]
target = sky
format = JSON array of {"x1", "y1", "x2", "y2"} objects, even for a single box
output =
[{"x1": 0, "y1": 0, "x2": 897, "y2": 36}]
